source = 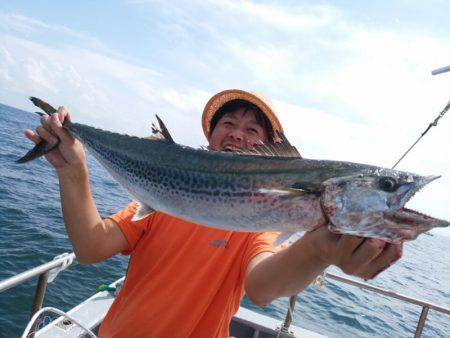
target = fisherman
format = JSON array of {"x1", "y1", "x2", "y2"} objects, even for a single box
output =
[{"x1": 24, "y1": 89, "x2": 403, "y2": 337}]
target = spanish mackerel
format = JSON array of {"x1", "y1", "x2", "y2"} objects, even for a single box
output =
[{"x1": 18, "y1": 97, "x2": 450, "y2": 244}]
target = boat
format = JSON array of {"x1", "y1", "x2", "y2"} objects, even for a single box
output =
[{"x1": 1, "y1": 252, "x2": 448, "y2": 337}]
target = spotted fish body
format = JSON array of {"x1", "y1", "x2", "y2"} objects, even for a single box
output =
[
  {"x1": 19, "y1": 98, "x2": 450, "y2": 244},
  {"x1": 70, "y1": 122, "x2": 328, "y2": 232}
]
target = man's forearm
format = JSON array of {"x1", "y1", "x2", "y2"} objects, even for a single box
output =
[
  {"x1": 245, "y1": 235, "x2": 329, "y2": 306},
  {"x1": 58, "y1": 165, "x2": 105, "y2": 263}
]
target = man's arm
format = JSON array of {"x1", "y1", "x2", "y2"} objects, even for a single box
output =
[
  {"x1": 245, "y1": 226, "x2": 402, "y2": 306},
  {"x1": 58, "y1": 164, "x2": 128, "y2": 264},
  {"x1": 25, "y1": 107, "x2": 129, "y2": 264}
]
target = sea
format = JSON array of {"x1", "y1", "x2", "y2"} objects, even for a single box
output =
[{"x1": 0, "y1": 102, "x2": 449, "y2": 338}]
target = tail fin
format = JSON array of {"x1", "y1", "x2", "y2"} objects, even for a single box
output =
[
  {"x1": 17, "y1": 97, "x2": 59, "y2": 164},
  {"x1": 17, "y1": 141, "x2": 59, "y2": 163},
  {"x1": 29, "y1": 97, "x2": 57, "y2": 115}
]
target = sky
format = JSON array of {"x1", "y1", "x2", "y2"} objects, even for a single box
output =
[{"x1": 0, "y1": 0, "x2": 449, "y2": 235}]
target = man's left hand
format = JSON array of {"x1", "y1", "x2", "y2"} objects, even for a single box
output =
[{"x1": 305, "y1": 226, "x2": 403, "y2": 280}]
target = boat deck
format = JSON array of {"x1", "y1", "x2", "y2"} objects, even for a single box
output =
[{"x1": 35, "y1": 277, "x2": 325, "y2": 338}]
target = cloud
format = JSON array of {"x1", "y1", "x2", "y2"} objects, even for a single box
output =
[
  {"x1": 210, "y1": 0, "x2": 336, "y2": 30},
  {"x1": 131, "y1": 0, "x2": 337, "y2": 30},
  {"x1": 0, "y1": 12, "x2": 77, "y2": 35},
  {"x1": 0, "y1": 34, "x2": 209, "y2": 146},
  {"x1": 316, "y1": 31, "x2": 450, "y2": 126},
  {"x1": 0, "y1": 12, "x2": 107, "y2": 50},
  {"x1": 123, "y1": 0, "x2": 346, "y2": 95}
]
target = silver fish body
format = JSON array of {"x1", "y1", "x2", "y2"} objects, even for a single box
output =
[
  {"x1": 72, "y1": 122, "x2": 326, "y2": 231},
  {"x1": 62, "y1": 121, "x2": 448, "y2": 244},
  {"x1": 18, "y1": 97, "x2": 450, "y2": 244}
]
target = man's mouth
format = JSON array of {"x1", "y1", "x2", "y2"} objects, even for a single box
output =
[{"x1": 223, "y1": 145, "x2": 242, "y2": 152}]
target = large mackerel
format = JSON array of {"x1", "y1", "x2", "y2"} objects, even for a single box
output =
[{"x1": 18, "y1": 97, "x2": 450, "y2": 244}]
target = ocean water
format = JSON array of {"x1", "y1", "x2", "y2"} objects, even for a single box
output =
[{"x1": 0, "y1": 102, "x2": 449, "y2": 338}]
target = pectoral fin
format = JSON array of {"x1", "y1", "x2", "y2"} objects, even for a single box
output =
[
  {"x1": 258, "y1": 188, "x2": 307, "y2": 197},
  {"x1": 273, "y1": 231, "x2": 301, "y2": 247},
  {"x1": 132, "y1": 201, "x2": 155, "y2": 221}
]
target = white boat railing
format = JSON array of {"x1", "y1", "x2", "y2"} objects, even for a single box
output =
[
  {"x1": 324, "y1": 273, "x2": 450, "y2": 337},
  {"x1": 0, "y1": 253, "x2": 76, "y2": 337},
  {"x1": 0, "y1": 252, "x2": 449, "y2": 337},
  {"x1": 0, "y1": 253, "x2": 76, "y2": 293}
]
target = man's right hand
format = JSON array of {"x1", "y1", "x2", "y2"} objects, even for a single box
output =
[
  {"x1": 24, "y1": 106, "x2": 87, "y2": 172},
  {"x1": 24, "y1": 106, "x2": 128, "y2": 264}
]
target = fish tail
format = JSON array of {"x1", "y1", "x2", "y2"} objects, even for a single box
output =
[
  {"x1": 29, "y1": 97, "x2": 57, "y2": 115},
  {"x1": 17, "y1": 97, "x2": 61, "y2": 164},
  {"x1": 16, "y1": 140, "x2": 59, "y2": 163}
]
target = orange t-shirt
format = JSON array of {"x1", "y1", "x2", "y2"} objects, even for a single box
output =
[{"x1": 99, "y1": 203, "x2": 280, "y2": 338}]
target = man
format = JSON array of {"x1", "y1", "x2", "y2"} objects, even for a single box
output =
[{"x1": 24, "y1": 89, "x2": 402, "y2": 337}]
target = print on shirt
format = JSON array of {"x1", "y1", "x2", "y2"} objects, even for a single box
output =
[{"x1": 209, "y1": 240, "x2": 228, "y2": 248}]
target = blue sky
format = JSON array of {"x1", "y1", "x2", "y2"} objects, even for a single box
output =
[{"x1": 1, "y1": 1, "x2": 449, "y2": 235}]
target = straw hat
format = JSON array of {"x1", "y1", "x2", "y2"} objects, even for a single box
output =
[{"x1": 202, "y1": 89, "x2": 284, "y2": 141}]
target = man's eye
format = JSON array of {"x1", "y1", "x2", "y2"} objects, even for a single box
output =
[
  {"x1": 223, "y1": 121, "x2": 233, "y2": 126},
  {"x1": 247, "y1": 128, "x2": 258, "y2": 134}
]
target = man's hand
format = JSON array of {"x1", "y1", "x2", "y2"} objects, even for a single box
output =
[
  {"x1": 22, "y1": 106, "x2": 127, "y2": 264},
  {"x1": 303, "y1": 226, "x2": 403, "y2": 280},
  {"x1": 245, "y1": 226, "x2": 403, "y2": 306},
  {"x1": 24, "y1": 106, "x2": 86, "y2": 173}
]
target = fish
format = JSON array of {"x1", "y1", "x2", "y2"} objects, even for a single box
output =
[{"x1": 18, "y1": 97, "x2": 450, "y2": 245}]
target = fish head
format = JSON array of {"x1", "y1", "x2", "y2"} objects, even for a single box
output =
[{"x1": 320, "y1": 170, "x2": 448, "y2": 243}]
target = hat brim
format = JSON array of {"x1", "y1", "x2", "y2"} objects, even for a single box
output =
[{"x1": 202, "y1": 89, "x2": 284, "y2": 141}]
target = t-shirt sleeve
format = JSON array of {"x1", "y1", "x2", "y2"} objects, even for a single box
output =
[
  {"x1": 241, "y1": 232, "x2": 283, "y2": 275},
  {"x1": 107, "y1": 202, "x2": 155, "y2": 255}
]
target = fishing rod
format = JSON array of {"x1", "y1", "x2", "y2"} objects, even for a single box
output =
[
  {"x1": 431, "y1": 65, "x2": 450, "y2": 76},
  {"x1": 392, "y1": 65, "x2": 450, "y2": 169}
]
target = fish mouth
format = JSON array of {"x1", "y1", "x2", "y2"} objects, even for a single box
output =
[
  {"x1": 385, "y1": 175, "x2": 449, "y2": 231},
  {"x1": 384, "y1": 207, "x2": 450, "y2": 235},
  {"x1": 392, "y1": 175, "x2": 440, "y2": 207}
]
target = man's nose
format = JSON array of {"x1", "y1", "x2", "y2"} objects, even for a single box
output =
[{"x1": 229, "y1": 129, "x2": 245, "y2": 141}]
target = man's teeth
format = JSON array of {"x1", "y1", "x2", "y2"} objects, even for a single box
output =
[{"x1": 225, "y1": 146, "x2": 241, "y2": 151}]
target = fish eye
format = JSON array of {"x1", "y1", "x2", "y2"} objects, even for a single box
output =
[{"x1": 379, "y1": 177, "x2": 398, "y2": 192}]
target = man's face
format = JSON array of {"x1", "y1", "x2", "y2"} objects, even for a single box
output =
[{"x1": 208, "y1": 107, "x2": 269, "y2": 151}]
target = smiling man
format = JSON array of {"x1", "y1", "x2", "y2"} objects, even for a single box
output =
[
  {"x1": 207, "y1": 100, "x2": 272, "y2": 152},
  {"x1": 25, "y1": 89, "x2": 402, "y2": 338}
]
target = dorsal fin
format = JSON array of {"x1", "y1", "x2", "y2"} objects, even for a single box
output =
[
  {"x1": 227, "y1": 133, "x2": 301, "y2": 158},
  {"x1": 198, "y1": 132, "x2": 301, "y2": 158},
  {"x1": 149, "y1": 114, "x2": 175, "y2": 143}
]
